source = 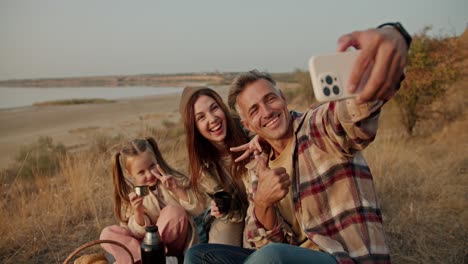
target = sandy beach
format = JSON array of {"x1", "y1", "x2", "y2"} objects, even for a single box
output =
[{"x1": 0, "y1": 86, "x2": 229, "y2": 169}]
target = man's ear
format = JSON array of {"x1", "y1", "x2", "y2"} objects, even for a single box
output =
[
  {"x1": 241, "y1": 118, "x2": 253, "y2": 132},
  {"x1": 235, "y1": 102, "x2": 251, "y2": 131},
  {"x1": 279, "y1": 89, "x2": 287, "y2": 101}
]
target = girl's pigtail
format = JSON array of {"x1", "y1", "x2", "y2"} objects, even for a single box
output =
[{"x1": 112, "y1": 152, "x2": 131, "y2": 223}]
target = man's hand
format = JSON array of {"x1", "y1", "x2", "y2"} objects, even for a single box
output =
[
  {"x1": 253, "y1": 154, "x2": 290, "y2": 230},
  {"x1": 254, "y1": 154, "x2": 290, "y2": 209},
  {"x1": 337, "y1": 26, "x2": 409, "y2": 103}
]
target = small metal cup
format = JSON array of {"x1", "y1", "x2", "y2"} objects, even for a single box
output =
[
  {"x1": 209, "y1": 191, "x2": 232, "y2": 214},
  {"x1": 135, "y1": 185, "x2": 150, "y2": 197}
]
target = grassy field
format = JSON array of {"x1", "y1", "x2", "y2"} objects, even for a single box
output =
[
  {"x1": 1, "y1": 33, "x2": 467, "y2": 262},
  {"x1": 0, "y1": 84, "x2": 466, "y2": 263}
]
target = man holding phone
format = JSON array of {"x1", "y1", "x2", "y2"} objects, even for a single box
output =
[{"x1": 185, "y1": 23, "x2": 410, "y2": 264}]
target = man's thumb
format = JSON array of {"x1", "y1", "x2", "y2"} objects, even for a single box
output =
[
  {"x1": 336, "y1": 31, "x2": 360, "y2": 52},
  {"x1": 255, "y1": 154, "x2": 268, "y2": 174}
]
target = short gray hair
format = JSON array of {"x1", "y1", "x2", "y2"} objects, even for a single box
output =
[{"x1": 228, "y1": 70, "x2": 277, "y2": 112}]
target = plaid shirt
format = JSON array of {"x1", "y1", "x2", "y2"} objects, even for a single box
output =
[{"x1": 244, "y1": 99, "x2": 390, "y2": 263}]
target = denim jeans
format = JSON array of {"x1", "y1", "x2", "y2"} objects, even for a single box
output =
[
  {"x1": 184, "y1": 243, "x2": 337, "y2": 264},
  {"x1": 192, "y1": 209, "x2": 211, "y2": 243}
]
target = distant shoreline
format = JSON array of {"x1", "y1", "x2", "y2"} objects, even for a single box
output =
[
  {"x1": 0, "y1": 86, "x2": 185, "y2": 110},
  {"x1": 0, "y1": 92, "x2": 182, "y2": 169},
  {"x1": 0, "y1": 71, "x2": 297, "y2": 88},
  {"x1": 0, "y1": 86, "x2": 231, "y2": 170},
  {"x1": 0, "y1": 73, "x2": 230, "y2": 88}
]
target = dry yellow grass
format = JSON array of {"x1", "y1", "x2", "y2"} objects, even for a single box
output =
[
  {"x1": 1, "y1": 97, "x2": 466, "y2": 263},
  {"x1": 0, "y1": 152, "x2": 112, "y2": 263},
  {"x1": 1, "y1": 47, "x2": 467, "y2": 262},
  {"x1": 365, "y1": 122, "x2": 467, "y2": 263},
  {"x1": 0, "y1": 125, "x2": 190, "y2": 263}
]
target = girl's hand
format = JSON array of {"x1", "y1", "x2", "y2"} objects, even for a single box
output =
[
  {"x1": 151, "y1": 165, "x2": 189, "y2": 202},
  {"x1": 129, "y1": 192, "x2": 145, "y2": 214},
  {"x1": 230, "y1": 135, "x2": 263, "y2": 163},
  {"x1": 151, "y1": 164, "x2": 179, "y2": 192},
  {"x1": 210, "y1": 199, "x2": 223, "y2": 218}
]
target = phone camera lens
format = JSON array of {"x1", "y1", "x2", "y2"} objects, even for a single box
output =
[
  {"x1": 325, "y1": 75, "x2": 333, "y2": 85},
  {"x1": 323, "y1": 87, "x2": 331, "y2": 96},
  {"x1": 332, "y1": 85, "x2": 340, "y2": 95}
]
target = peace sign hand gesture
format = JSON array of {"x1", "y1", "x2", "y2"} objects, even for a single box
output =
[
  {"x1": 151, "y1": 165, "x2": 178, "y2": 192},
  {"x1": 151, "y1": 165, "x2": 189, "y2": 201}
]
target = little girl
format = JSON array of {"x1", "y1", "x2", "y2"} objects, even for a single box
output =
[{"x1": 100, "y1": 137, "x2": 205, "y2": 264}]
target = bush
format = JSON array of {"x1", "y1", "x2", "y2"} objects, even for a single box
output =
[
  {"x1": 14, "y1": 137, "x2": 66, "y2": 179},
  {"x1": 395, "y1": 27, "x2": 463, "y2": 135},
  {"x1": 89, "y1": 133, "x2": 124, "y2": 154}
]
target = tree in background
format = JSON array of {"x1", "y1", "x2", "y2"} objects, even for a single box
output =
[{"x1": 395, "y1": 26, "x2": 463, "y2": 135}]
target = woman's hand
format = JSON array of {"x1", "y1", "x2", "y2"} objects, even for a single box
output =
[
  {"x1": 210, "y1": 199, "x2": 223, "y2": 218},
  {"x1": 230, "y1": 135, "x2": 263, "y2": 163}
]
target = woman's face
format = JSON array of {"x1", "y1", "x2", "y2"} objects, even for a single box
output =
[
  {"x1": 127, "y1": 150, "x2": 158, "y2": 187},
  {"x1": 193, "y1": 95, "x2": 227, "y2": 146}
]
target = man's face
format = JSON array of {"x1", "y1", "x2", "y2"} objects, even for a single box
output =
[{"x1": 237, "y1": 79, "x2": 292, "y2": 144}]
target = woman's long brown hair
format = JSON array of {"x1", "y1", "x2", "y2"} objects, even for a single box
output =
[
  {"x1": 182, "y1": 88, "x2": 249, "y2": 203},
  {"x1": 111, "y1": 137, "x2": 187, "y2": 223}
]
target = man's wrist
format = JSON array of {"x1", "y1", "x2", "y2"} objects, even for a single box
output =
[
  {"x1": 253, "y1": 197, "x2": 274, "y2": 211},
  {"x1": 377, "y1": 22, "x2": 412, "y2": 48},
  {"x1": 254, "y1": 203, "x2": 272, "y2": 214},
  {"x1": 253, "y1": 202, "x2": 278, "y2": 230}
]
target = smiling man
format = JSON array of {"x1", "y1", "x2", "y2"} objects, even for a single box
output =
[{"x1": 184, "y1": 23, "x2": 410, "y2": 264}]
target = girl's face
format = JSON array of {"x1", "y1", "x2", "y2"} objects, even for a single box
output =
[
  {"x1": 193, "y1": 95, "x2": 227, "y2": 146},
  {"x1": 127, "y1": 150, "x2": 158, "y2": 187}
]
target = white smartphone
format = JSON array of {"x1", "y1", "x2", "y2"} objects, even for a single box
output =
[{"x1": 308, "y1": 50, "x2": 369, "y2": 102}]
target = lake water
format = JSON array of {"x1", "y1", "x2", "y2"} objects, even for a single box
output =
[{"x1": 0, "y1": 86, "x2": 183, "y2": 109}]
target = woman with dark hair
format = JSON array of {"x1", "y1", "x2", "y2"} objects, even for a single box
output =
[{"x1": 179, "y1": 86, "x2": 256, "y2": 247}]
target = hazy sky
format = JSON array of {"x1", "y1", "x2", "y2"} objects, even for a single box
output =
[{"x1": 0, "y1": 0, "x2": 466, "y2": 80}]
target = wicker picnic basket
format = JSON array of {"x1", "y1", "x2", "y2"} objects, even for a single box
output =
[{"x1": 63, "y1": 239, "x2": 135, "y2": 264}]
